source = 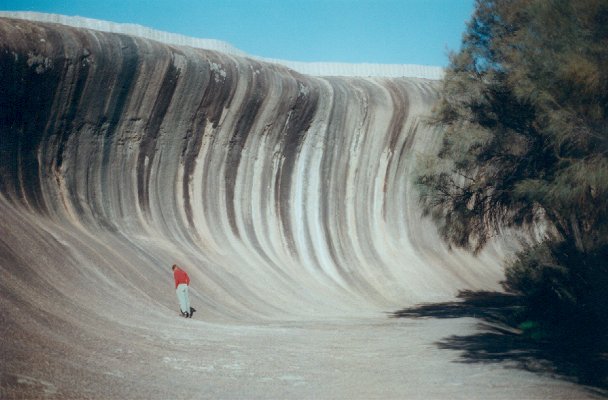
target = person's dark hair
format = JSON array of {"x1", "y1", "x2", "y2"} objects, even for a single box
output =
[{"x1": 172, "y1": 264, "x2": 177, "y2": 270}]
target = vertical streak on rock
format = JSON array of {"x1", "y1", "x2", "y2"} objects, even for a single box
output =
[
  {"x1": 60, "y1": 30, "x2": 119, "y2": 223},
  {"x1": 49, "y1": 30, "x2": 89, "y2": 173},
  {"x1": 382, "y1": 79, "x2": 410, "y2": 220},
  {"x1": 181, "y1": 52, "x2": 236, "y2": 232},
  {"x1": 180, "y1": 60, "x2": 210, "y2": 233},
  {"x1": 40, "y1": 28, "x2": 92, "y2": 222},
  {"x1": 97, "y1": 34, "x2": 139, "y2": 228},
  {"x1": 224, "y1": 61, "x2": 266, "y2": 239},
  {"x1": 0, "y1": 22, "x2": 62, "y2": 213},
  {"x1": 275, "y1": 76, "x2": 319, "y2": 257},
  {"x1": 136, "y1": 51, "x2": 180, "y2": 215},
  {"x1": 316, "y1": 77, "x2": 349, "y2": 276}
]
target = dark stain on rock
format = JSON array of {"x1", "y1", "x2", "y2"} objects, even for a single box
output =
[
  {"x1": 274, "y1": 75, "x2": 319, "y2": 257},
  {"x1": 181, "y1": 52, "x2": 237, "y2": 231},
  {"x1": 51, "y1": 29, "x2": 93, "y2": 172},
  {"x1": 385, "y1": 80, "x2": 410, "y2": 155},
  {"x1": 317, "y1": 77, "x2": 348, "y2": 270},
  {"x1": 0, "y1": 20, "x2": 64, "y2": 213},
  {"x1": 136, "y1": 51, "x2": 181, "y2": 215},
  {"x1": 382, "y1": 80, "x2": 410, "y2": 219},
  {"x1": 224, "y1": 61, "x2": 266, "y2": 238}
]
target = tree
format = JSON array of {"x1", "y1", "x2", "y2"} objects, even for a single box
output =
[{"x1": 418, "y1": 0, "x2": 608, "y2": 335}]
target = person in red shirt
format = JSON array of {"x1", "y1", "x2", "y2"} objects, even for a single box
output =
[{"x1": 172, "y1": 264, "x2": 195, "y2": 318}]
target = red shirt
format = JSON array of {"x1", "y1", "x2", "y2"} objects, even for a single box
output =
[{"x1": 173, "y1": 267, "x2": 190, "y2": 289}]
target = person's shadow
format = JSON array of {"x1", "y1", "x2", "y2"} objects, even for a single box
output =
[{"x1": 390, "y1": 290, "x2": 608, "y2": 395}]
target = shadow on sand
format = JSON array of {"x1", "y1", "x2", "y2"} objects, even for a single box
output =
[{"x1": 391, "y1": 290, "x2": 608, "y2": 396}]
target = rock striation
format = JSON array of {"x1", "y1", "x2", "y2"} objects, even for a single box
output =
[
  {"x1": 0, "y1": 16, "x2": 505, "y2": 316},
  {"x1": 0, "y1": 16, "x2": 527, "y2": 398}
]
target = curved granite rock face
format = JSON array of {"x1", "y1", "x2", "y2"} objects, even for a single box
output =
[
  {"x1": 0, "y1": 17, "x2": 522, "y2": 398},
  {"x1": 0, "y1": 17, "x2": 506, "y2": 316}
]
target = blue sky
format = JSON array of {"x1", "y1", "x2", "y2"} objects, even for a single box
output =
[{"x1": 2, "y1": 0, "x2": 475, "y2": 66}]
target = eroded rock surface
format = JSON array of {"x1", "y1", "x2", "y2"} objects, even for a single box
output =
[{"x1": 0, "y1": 17, "x2": 594, "y2": 399}]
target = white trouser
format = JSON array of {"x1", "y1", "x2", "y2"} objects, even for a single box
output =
[{"x1": 176, "y1": 283, "x2": 190, "y2": 314}]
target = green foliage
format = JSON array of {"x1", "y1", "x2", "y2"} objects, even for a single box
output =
[
  {"x1": 419, "y1": 0, "x2": 608, "y2": 253},
  {"x1": 504, "y1": 240, "x2": 608, "y2": 339},
  {"x1": 518, "y1": 320, "x2": 548, "y2": 341},
  {"x1": 418, "y1": 0, "x2": 608, "y2": 353}
]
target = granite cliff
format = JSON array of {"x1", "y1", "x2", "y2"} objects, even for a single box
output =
[{"x1": 1, "y1": 16, "x2": 571, "y2": 399}]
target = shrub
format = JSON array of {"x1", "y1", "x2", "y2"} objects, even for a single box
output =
[{"x1": 503, "y1": 239, "x2": 608, "y2": 346}]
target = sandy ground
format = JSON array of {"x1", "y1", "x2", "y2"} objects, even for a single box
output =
[{"x1": 3, "y1": 313, "x2": 602, "y2": 399}]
